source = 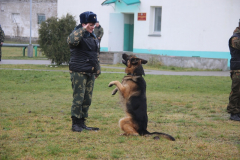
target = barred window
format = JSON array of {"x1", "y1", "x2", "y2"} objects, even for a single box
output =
[{"x1": 38, "y1": 14, "x2": 46, "y2": 24}]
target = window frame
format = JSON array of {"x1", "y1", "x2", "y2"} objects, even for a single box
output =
[
  {"x1": 37, "y1": 13, "x2": 46, "y2": 24},
  {"x1": 148, "y1": 6, "x2": 162, "y2": 37},
  {"x1": 1, "y1": 3, "x2": 5, "y2": 12},
  {"x1": 154, "y1": 7, "x2": 162, "y2": 33},
  {"x1": 12, "y1": 13, "x2": 20, "y2": 24}
]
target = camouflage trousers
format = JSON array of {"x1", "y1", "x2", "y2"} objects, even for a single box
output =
[
  {"x1": 227, "y1": 72, "x2": 240, "y2": 114},
  {"x1": 70, "y1": 71, "x2": 95, "y2": 118}
]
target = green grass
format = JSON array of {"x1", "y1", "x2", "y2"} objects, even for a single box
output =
[
  {"x1": 2, "y1": 41, "x2": 46, "y2": 60},
  {"x1": 0, "y1": 63, "x2": 218, "y2": 73},
  {"x1": 0, "y1": 63, "x2": 223, "y2": 73},
  {"x1": 0, "y1": 64, "x2": 124, "y2": 72},
  {"x1": 0, "y1": 67, "x2": 239, "y2": 159}
]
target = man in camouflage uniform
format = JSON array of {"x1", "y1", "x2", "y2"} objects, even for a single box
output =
[
  {"x1": 93, "y1": 21, "x2": 104, "y2": 53},
  {"x1": 67, "y1": 11, "x2": 101, "y2": 132},
  {"x1": 0, "y1": 24, "x2": 5, "y2": 62},
  {"x1": 227, "y1": 24, "x2": 240, "y2": 121}
]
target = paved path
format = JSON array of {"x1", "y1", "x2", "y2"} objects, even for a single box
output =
[
  {"x1": 0, "y1": 59, "x2": 52, "y2": 65},
  {"x1": 101, "y1": 66, "x2": 229, "y2": 77},
  {"x1": 0, "y1": 59, "x2": 230, "y2": 77}
]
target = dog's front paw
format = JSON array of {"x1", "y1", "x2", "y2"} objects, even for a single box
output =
[
  {"x1": 108, "y1": 81, "x2": 115, "y2": 87},
  {"x1": 112, "y1": 88, "x2": 118, "y2": 95}
]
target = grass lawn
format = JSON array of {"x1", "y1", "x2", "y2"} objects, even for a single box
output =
[
  {"x1": 0, "y1": 64, "x2": 124, "y2": 73},
  {"x1": 107, "y1": 63, "x2": 222, "y2": 72},
  {"x1": 1, "y1": 46, "x2": 46, "y2": 60},
  {"x1": 0, "y1": 66, "x2": 239, "y2": 159},
  {"x1": 0, "y1": 63, "x2": 223, "y2": 73}
]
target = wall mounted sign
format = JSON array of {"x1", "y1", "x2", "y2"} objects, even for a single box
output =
[{"x1": 138, "y1": 13, "x2": 146, "y2": 21}]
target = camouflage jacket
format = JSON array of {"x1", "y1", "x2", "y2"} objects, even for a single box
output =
[
  {"x1": 0, "y1": 27, "x2": 5, "y2": 43},
  {"x1": 67, "y1": 26, "x2": 101, "y2": 76},
  {"x1": 94, "y1": 25, "x2": 104, "y2": 39},
  {"x1": 231, "y1": 27, "x2": 240, "y2": 50}
]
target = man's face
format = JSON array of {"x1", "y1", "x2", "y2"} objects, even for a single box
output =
[
  {"x1": 83, "y1": 23, "x2": 95, "y2": 33},
  {"x1": 95, "y1": 23, "x2": 99, "y2": 27}
]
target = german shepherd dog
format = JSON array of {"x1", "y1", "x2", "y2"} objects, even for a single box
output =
[{"x1": 108, "y1": 53, "x2": 175, "y2": 141}]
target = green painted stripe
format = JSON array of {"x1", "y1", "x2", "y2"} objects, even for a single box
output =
[
  {"x1": 99, "y1": 47, "x2": 231, "y2": 66},
  {"x1": 100, "y1": 47, "x2": 108, "y2": 52},
  {"x1": 133, "y1": 48, "x2": 231, "y2": 66}
]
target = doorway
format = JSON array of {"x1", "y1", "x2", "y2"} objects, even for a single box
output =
[
  {"x1": 123, "y1": 14, "x2": 134, "y2": 52},
  {"x1": 108, "y1": 13, "x2": 134, "y2": 52}
]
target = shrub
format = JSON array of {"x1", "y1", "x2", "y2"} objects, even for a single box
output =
[
  {"x1": 38, "y1": 14, "x2": 76, "y2": 65},
  {"x1": 146, "y1": 56, "x2": 163, "y2": 67}
]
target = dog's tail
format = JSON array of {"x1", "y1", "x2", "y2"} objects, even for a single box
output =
[{"x1": 143, "y1": 131, "x2": 175, "y2": 141}]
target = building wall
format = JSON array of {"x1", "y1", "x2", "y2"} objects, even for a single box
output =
[
  {"x1": 0, "y1": 0, "x2": 57, "y2": 40},
  {"x1": 131, "y1": 0, "x2": 239, "y2": 53},
  {"x1": 57, "y1": 0, "x2": 114, "y2": 51},
  {"x1": 58, "y1": 0, "x2": 240, "y2": 66}
]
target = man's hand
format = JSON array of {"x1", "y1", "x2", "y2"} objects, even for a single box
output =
[
  {"x1": 98, "y1": 37, "x2": 101, "y2": 39},
  {"x1": 1, "y1": 42, "x2": 2, "y2": 45}
]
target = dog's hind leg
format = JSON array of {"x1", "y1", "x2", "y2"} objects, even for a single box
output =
[{"x1": 119, "y1": 117, "x2": 139, "y2": 136}]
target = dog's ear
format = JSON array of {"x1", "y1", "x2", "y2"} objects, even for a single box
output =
[
  {"x1": 140, "y1": 59, "x2": 148, "y2": 64},
  {"x1": 122, "y1": 53, "x2": 128, "y2": 59}
]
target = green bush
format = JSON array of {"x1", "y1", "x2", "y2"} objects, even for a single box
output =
[
  {"x1": 146, "y1": 56, "x2": 163, "y2": 67},
  {"x1": 38, "y1": 14, "x2": 76, "y2": 65}
]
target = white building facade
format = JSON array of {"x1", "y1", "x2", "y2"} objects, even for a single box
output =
[
  {"x1": 0, "y1": 0, "x2": 57, "y2": 41},
  {"x1": 58, "y1": 0, "x2": 240, "y2": 66}
]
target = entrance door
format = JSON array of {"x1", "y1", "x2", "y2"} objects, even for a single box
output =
[
  {"x1": 108, "y1": 13, "x2": 124, "y2": 52},
  {"x1": 124, "y1": 14, "x2": 134, "y2": 52}
]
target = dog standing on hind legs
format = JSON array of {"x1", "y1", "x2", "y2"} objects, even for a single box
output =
[{"x1": 108, "y1": 53, "x2": 175, "y2": 141}]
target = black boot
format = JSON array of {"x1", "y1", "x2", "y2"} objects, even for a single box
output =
[
  {"x1": 230, "y1": 113, "x2": 240, "y2": 121},
  {"x1": 71, "y1": 116, "x2": 83, "y2": 132},
  {"x1": 80, "y1": 118, "x2": 99, "y2": 131}
]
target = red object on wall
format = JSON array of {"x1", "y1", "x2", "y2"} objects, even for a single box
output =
[{"x1": 138, "y1": 13, "x2": 146, "y2": 21}]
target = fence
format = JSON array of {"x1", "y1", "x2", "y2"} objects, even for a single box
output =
[{"x1": 2, "y1": 43, "x2": 40, "y2": 57}]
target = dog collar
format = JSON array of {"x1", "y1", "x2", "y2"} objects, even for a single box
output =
[{"x1": 127, "y1": 73, "x2": 142, "y2": 76}]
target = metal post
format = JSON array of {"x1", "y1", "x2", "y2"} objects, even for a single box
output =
[
  {"x1": 22, "y1": 47, "x2": 26, "y2": 56},
  {"x1": 34, "y1": 46, "x2": 38, "y2": 57},
  {"x1": 30, "y1": 0, "x2": 32, "y2": 44},
  {"x1": 28, "y1": 44, "x2": 33, "y2": 57},
  {"x1": 28, "y1": 0, "x2": 33, "y2": 57}
]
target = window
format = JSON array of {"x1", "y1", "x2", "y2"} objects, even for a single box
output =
[
  {"x1": 1, "y1": 3, "x2": 5, "y2": 12},
  {"x1": 149, "y1": 7, "x2": 162, "y2": 36},
  {"x1": 12, "y1": 13, "x2": 20, "y2": 23},
  {"x1": 154, "y1": 7, "x2": 162, "y2": 32},
  {"x1": 38, "y1": 14, "x2": 46, "y2": 24}
]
